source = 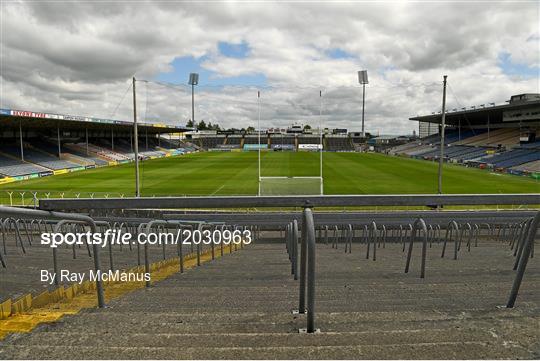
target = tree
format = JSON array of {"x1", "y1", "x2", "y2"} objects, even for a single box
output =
[
  {"x1": 197, "y1": 120, "x2": 207, "y2": 130},
  {"x1": 246, "y1": 126, "x2": 255, "y2": 133},
  {"x1": 186, "y1": 119, "x2": 194, "y2": 128},
  {"x1": 304, "y1": 124, "x2": 311, "y2": 130}
]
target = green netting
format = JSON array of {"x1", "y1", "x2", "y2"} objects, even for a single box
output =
[{"x1": 259, "y1": 177, "x2": 323, "y2": 196}]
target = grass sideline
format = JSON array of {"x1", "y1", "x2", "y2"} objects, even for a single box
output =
[{"x1": 0, "y1": 152, "x2": 538, "y2": 200}]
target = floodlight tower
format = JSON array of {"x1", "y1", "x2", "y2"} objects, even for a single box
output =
[
  {"x1": 188, "y1": 73, "x2": 199, "y2": 127},
  {"x1": 358, "y1": 70, "x2": 369, "y2": 137},
  {"x1": 438, "y1": 75, "x2": 448, "y2": 195}
]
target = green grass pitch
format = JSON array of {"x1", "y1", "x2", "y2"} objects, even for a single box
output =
[{"x1": 0, "y1": 152, "x2": 538, "y2": 198}]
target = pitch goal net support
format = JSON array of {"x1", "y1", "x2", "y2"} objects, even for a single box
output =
[{"x1": 259, "y1": 176, "x2": 323, "y2": 196}]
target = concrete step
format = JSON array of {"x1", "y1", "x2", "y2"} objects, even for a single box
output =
[
  {"x1": 0, "y1": 341, "x2": 533, "y2": 359},
  {"x1": 1, "y1": 241, "x2": 538, "y2": 359},
  {"x1": 17, "y1": 309, "x2": 538, "y2": 335},
  {"x1": 4, "y1": 328, "x2": 501, "y2": 348}
]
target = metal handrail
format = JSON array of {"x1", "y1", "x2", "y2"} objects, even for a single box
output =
[
  {"x1": 441, "y1": 220, "x2": 459, "y2": 259},
  {"x1": 345, "y1": 224, "x2": 352, "y2": 254},
  {"x1": 40, "y1": 193, "x2": 540, "y2": 210},
  {"x1": 0, "y1": 206, "x2": 106, "y2": 308},
  {"x1": 507, "y1": 211, "x2": 540, "y2": 307},
  {"x1": 292, "y1": 220, "x2": 299, "y2": 280},
  {"x1": 512, "y1": 218, "x2": 533, "y2": 271},
  {"x1": 298, "y1": 204, "x2": 317, "y2": 333},
  {"x1": 366, "y1": 221, "x2": 377, "y2": 261},
  {"x1": 298, "y1": 217, "x2": 307, "y2": 314},
  {"x1": 404, "y1": 218, "x2": 428, "y2": 278}
]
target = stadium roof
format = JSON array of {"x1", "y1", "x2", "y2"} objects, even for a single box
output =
[
  {"x1": 409, "y1": 94, "x2": 540, "y2": 127},
  {"x1": 0, "y1": 108, "x2": 191, "y2": 133}
]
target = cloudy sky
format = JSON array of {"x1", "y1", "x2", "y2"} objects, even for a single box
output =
[{"x1": 1, "y1": 1, "x2": 538, "y2": 135}]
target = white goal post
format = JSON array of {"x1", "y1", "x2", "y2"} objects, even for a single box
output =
[{"x1": 257, "y1": 90, "x2": 324, "y2": 196}]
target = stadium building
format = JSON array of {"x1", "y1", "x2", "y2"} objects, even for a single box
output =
[
  {"x1": 0, "y1": 109, "x2": 194, "y2": 184},
  {"x1": 392, "y1": 93, "x2": 540, "y2": 177}
]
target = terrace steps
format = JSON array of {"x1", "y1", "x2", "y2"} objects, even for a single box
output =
[{"x1": 1, "y1": 242, "x2": 539, "y2": 359}]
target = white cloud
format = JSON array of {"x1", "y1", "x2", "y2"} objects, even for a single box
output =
[{"x1": 1, "y1": 1, "x2": 538, "y2": 135}]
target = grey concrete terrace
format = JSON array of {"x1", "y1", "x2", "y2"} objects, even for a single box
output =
[{"x1": 1, "y1": 238, "x2": 538, "y2": 359}]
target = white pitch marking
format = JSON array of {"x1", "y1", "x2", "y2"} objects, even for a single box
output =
[{"x1": 211, "y1": 184, "x2": 226, "y2": 195}]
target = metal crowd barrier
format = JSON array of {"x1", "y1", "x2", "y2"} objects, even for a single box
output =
[
  {"x1": 279, "y1": 201, "x2": 538, "y2": 333},
  {"x1": 3, "y1": 194, "x2": 539, "y2": 334},
  {"x1": 0, "y1": 205, "x2": 253, "y2": 311}
]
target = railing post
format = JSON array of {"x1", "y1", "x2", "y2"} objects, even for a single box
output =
[
  {"x1": 441, "y1": 221, "x2": 458, "y2": 259},
  {"x1": 144, "y1": 242, "x2": 150, "y2": 287},
  {"x1": 507, "y1": 212, "x2": 540, "y2": 308},
  {"x1": 304, "y1": 204, "x2": 317, "y2": 333},
  {"x1": 292, "y1": 220, "x2": 299, "y2": 280},
  {"x1": 298, "y1": 216, "x2": 307, "y2": 313},
  {"x1": 143, "y1": 223, "x2": 152, "y2": 288},
  {"x1": 93, "y1": 241, "x2": 105, "y2": 308},
  {"x1": 513, "y1": 218, "x2": 532, "y2": 270},
  {"x1": 347, "y1": 224, "x2": 352, "y2": 253},
  {"x1": 177, "y1": 226, "x2": 184, "y2": 273},
  {"x1": 109, "y1": 239, "x2": 115, "y2": 272},
  {"x1": 52, "y1": 246, "x2": 59, "y2": 286},
  {"x1": 220, "y1": 225, "x2": 224, "y2": 257},
  {"x1": 286, "y1": 223, "x2": 291, "y2": 258},
  {"x1": 405, "y1": 218, "x2": 428, "y2": 278},
  {"x1": 211, "y1": 226, "x2": 215, "y2": 260},
  {"x1": 296, "y1": 201, "x2": 317, "y2": 333},
  {"x1": 196, "y1": 225, "x2": 202, "y2": 266},
  {"x1": 53, "y1": 218, "x2": 105, "y2": 308}
]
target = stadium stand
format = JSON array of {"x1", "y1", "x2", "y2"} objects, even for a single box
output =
[
  {"x1": 325, "y1": 135, "x2": 354, "y2": 151},
  {"x1": 29, "y1": 139, "x2": 61, "y2": 155},
  {"x1": 448, "y1": 146, "x2": 489, "y2": 162},
  {"x1": 270, "y1": 134, "x2": 295, "y2": 145},
  {"x1": 62, "y1": 144, "x2": 109, "y2": 166},
  {"x1": 76, "y1": 142, "x2": 130, "y2": 162},
  {"x1": 477, "y1": 149, "x2": 540, "y2": 169},
  {"x1": 21, "y1": 147, "x2": 79, "y2": 170},
  {"x1": 405, "y1": 144, "x2": 436, "y2": 157},
  {"x1": 297, "y1": 135, "x2": 320, "y2": 144},
  {"x1": 454, "y1": 128, "x2": 519, "y2": 148},
  {"x1": 0, "y1": 153, "x2": 50, "y2": 177},
  {"x1": 224, "y1": 135, "x2": 243, "y2": 148},
  {"x1": 199, "y1": 135, "x2": 226, "y2": 149},
  {"x1": 389, "y1": 132, "x2": 446, "y2": 157},
  {"x1": 520, "y1": 140, "x2": 540, "y2": 149},
  {"x1": 484, "y1": 129, "x2": 521, "y2": 148},
  {"x1": 0, "y1": 108, "x2": 194, "y2": 183},
  {"x1": 243, "y1": 135, "x2": 265, "y2": 145},
  {"x1": 510, "y1": 159, "x2": 540, "y2": 173},
  {"x1": 269, "y1": 134, "x2": 296, "y2": 151},
  {"x1": 155, "y1": 138, "x2": 197, "y2": 152},
  {"x1": 416, "y1": 143, "x2": 488, "y2": 162},
  {"x1": 388, "y1": 124, "x2": 539, "y2": 177},
  {"x1": 388, "y1": 141, "x2": 424, "y2": 155}
]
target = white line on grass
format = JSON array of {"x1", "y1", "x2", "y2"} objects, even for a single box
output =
[{"x1": 210, "y1": 184, "x2": 226, "y2": 196}]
